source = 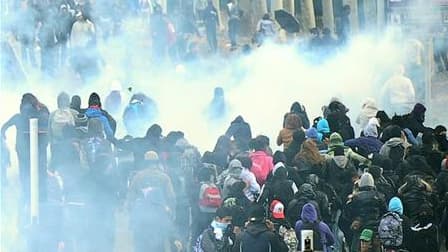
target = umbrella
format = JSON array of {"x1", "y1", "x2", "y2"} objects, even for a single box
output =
[{"x1": 274, "y1": 9, "x2": 300, "y2": 33}]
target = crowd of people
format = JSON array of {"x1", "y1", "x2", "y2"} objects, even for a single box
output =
[
  {"x1": 2, "y1": 0, "x2": 361, "y2": 84},
  {"x1": 1, "y1": 89, "x2": 447, "y2": 252}
]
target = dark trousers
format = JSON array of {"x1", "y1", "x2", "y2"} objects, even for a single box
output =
[
  {"x1": 206, "y1": 26, "x2": 218, "y2": 53},
  {"x1": 228, "y1": 19, "x2": 240, "y2": 47}
]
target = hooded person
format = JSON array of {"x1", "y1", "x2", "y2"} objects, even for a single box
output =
[
  {"x1": 325, "y1": 99, "x2": 355, "y2": 141},
  {"x1": 395, "y1": 103, "x2": 428, "y2": 138},
  {"x1": 284, "y1": 129, "x2": 306, "y2": 166},
  {"x1": 345, "y1": 118, "x2": 384, "y2": 158},
  {"x1": 294, "y1": 203, "x2": 335, "y2": 252},
  {"x1": 84, "y1": 92, "x2": 116, "y2": 138},
  {"x1": 284, "y1": 102, "x2": 310, "y2": 129},
  {"x1": 277, "y1": 113, "x2": 302, "y2": 151},
  {"x1": 379, "y1": 126, "x2": 409, "y2": 169},
  {"x1": 123, "y1": 92, "x2": 158, "y2": 137},
  {"x1": 434, "y1": 125, "x2": 448, "y2": 152},
  {"x1": 207, "y1": 87, "x2": 227, "y2": 121},
  {"x1": 234, "y1": 205, "x2": 289, "y2": 252},
  {"x1": 127, "y1": 151, "x2": 177, "y2": 252},
  {"x1": 378, "y1": 197, "x2": 411, "y2": 251},
  {"x1": 326, "y1": 132, "x2": 369, "y2": 165},
  {"x1": 258, "y1": 164, "x2": 298, "y2": 209},
  {"x1": 356, "y1": 98, "x2": 379, "y2": 131},
  {"x1": 346, "y1": 172, "x2": 386, "y2": 252},
  {"x1": 317, "y1": 118, "x2": 331, "y2": 142},
  {"x1": 249, "y1": 137, "x2": 274, "y2": 186},
  {"x1": 225, "y1": 115, "x2": 252, "y2": 152}
]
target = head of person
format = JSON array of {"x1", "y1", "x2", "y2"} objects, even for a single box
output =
[
  {"x1": 145, "y1": 124, "x2": 162, "y2": 139},
  {"x1": 411, "y1": 103, "x2": 426, "y2": 123},
  {"x1": 88, "y1": 92, "x2": 102, "y2": 107},
  {"x1": 388, "y1": 196, "x2": 403, "y2": 215},
  {"x1": 359, "y1": 229, "x2": 373, "y2": 252},
  {"x1": 310, "y1": 27, "x2": 319, "y2": 37},
  {"x1": 213, "y1": 207, "x2": 233, "y2": 230},
  {"x1": 284, "y1": 113, "x2": 302, "y2": 129},
  {"x1": 322, "y1": 27, "x2": 331, "y2": 36},
  {"x1": 359, "y1": 172, "x2": 375, "y2": 190},
  {"x1": 273, "y1": 150, "x2": 287, "y2": 165},
  {"x1": 236, "y1": 155, "x2": 252, "y2": 170},
  {"x1": 71, "y1": 95, "x2": 81, "y2": 110},
  {"x1": 144, "y1": 151, "x2": 160, "y2": 168},
  {"x1": 75, "y1": 11, "x2": 84, "y2": 21},
  {"x1": 248, "y1": 204, "x2": 266, "y2": 224},
  {"x1": 262, "y1": 13, "x2": 270, "y2": 20},
  {"x1": 214, "y1": 87, "x2": 224, "y2": 98},
  {"x1": 300, "y1": 203, "x2": 318, "y2": 223},
  {"x1": 270, "y1": 200, "x2": 285, "y2": 220},
  {"x1": 376, "y1": 110, "x2": 390, "y2": 126},
  {"x1": 329, "y1": 132, "x2": 344, "y2": 149},
  {"x1": 57, "y1": 92, "x2": 71, "y2": 109}
]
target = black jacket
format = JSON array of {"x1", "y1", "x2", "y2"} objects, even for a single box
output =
[
  {"x1": 234, "y1": 222, "x2": 288, "y2": 252},
  {"x1": 345, "y1": 187, "x2": 386, "y2": 230},
  {"x1": 225, "y1": 116, "x2": 252, "y2": 151}
]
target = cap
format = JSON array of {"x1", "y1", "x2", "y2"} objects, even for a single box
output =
[
  {"x1": 270, "y1": 200, "x2": 285, "y2": 219},
  {"x1": 360, "y1": 229, "x2": 373, "y2": 242}
]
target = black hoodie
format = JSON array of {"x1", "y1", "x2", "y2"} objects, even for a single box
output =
[{"x1": 235, "y1": 221, "x2": 288, "y2": 252}]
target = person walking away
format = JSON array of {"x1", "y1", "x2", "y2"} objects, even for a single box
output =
[
  {"x1": 127, "y1": 151, "x2": 177, "y2": 252},
  {"x1": 70, "y1": 11, "x2": 95, "y2": 82},
  {"x1": 48, "y1": 92, "x2": 78, "y2": 171},
  {"x1": 294, "y1": 203, "x2": 335, "y2": 252},
  {"x1": 1, "y1": 93, "x2": 49, "y2": 228},
  {"x1": 256, "y1": 13, "x2": 276, "y2": 46},
  {"x1": 380, "y1": 65, "x2": 415, "y2": 116},
  {"x1": 225, "y1": 115, "x2": 252, "y2": 153},
  {"x1": 194, "y1": 206, "x2": 233, "y2": 252},
  {"x1": 378, "y1": 196, "x2": 411, "y2": 252},
  {"x1": 16, "y1": 0, "x2": 37, "y2": 68},
  {"x1": 56, "y1": 4, "x2": 74, "y2": 68},
  {"x1": 204, "y1": 0, "x2": 219, "y2": 53},
  {"x1": 227, "y1": 0, "x2": 242, "y2": 49},
  {"x1": 277, "y1": 113, "x2": 302, "y2": 151},
  {"x1": 356, "y1": 98, "x2": 378, "y2": 132},
  {"x1": 234, "y1": 205, "x2": 288, "y2": 251}
]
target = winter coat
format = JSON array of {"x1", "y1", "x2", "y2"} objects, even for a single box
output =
[
  {"x1": 284, "y1": 102, "x2": 310, "y2": 129},
  {"x1": 240, "y1": 168, "x2": 261, "y2": 202},
  {"x1": 323, "y1": 156, "x2": 358, "y2": 202},
  {"x1": 295, "y1": 203, "x2": 335, "y2": 252},
  {"x1": 379, "y1": 137, "x2": 407, "y2": 166},
  {"x1": 277, "y1": 115, "x2": 301, "y2": 150},
  {"x1": 356, "y1": 99, "x2": 378, "y2": 129},
  {"x1": 198, "y1": 225, "x2": 233, "y2": 252},
  {"x1": 249, "y1": 151, "x2": 274, "y2": 185},
  {"x1": 381, "y1": 74, "x2": 415, "y2": 109},
  {"x1": 257, "y1": 19, "x2": 275, "y2": 37},
  {"x1": 126, "y1": 166, "x2": 176, "y2": 213},
  {"x1": 234, "y1": 222, "x2": 288, "y2": 252},
  {"x1": 345, "y1": 187, "x2": 387, "y2": 230},
  {"x1": 84, "y1": 106, "x2": 115, "y2": 138},
  {"x1": 345, "y1": 136, "x2": 383, "y2": 158},
  {"x1": 225, "y1": 116, "x2": 252, "y2": 151}
]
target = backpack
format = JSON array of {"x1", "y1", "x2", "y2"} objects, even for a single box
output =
[
  {"x1": 409, "y1": 222, "x2": 438, "y2": 252},
  {"x1": 378, "y1": 212, "x2": 403, "y2": 248},
  {"x1": 222, "y1": 174, "x2": 243, "y2": 198},
  {"x1": 51, "y1": 109, "x2": 75, "y2": 138},
  {"x1": 199, "y1": 182, "x2": 222, "y2": 212},
  {"x1": 300, "y1": 222, "x2": 324, "y2": 251}
]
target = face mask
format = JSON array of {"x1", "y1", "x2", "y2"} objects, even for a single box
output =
[{"x1": 213, "y1": 220, "x2": 229, "y2": 230}]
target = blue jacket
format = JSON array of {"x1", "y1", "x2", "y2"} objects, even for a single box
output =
[{"x1": 85, "y1": 107, "x2": 113, "y2": 137}]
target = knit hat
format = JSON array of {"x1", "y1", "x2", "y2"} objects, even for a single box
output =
[
  {"x1": 434, "y1": 125, "x2": 447, "y2": 135},
  {"x1": 412, "y1": 103, "x2": 426, "y2": 115},
  {"x1": 317, "y1": 119, "x2": 330, "y2": 134},
  {"x1": 270, "y1": 200, "x2": 285, "y2": 219},
  {"x1": 329, "y1": 132, "x2": 344, "y2": 147},
  {"x1": 359, "y1": 172, "x2": 374, "y2": 188},
  {"x1": 144, "y1": 151, "x2": 159, "y2": 161},
  {"x1": 306, "y1": 127, "x2": 319, "y2": 140},
  {"x1": 360, "y1": 229, "x2": 373, "y2": 242},
  {"x1": 388, "y1": 197, "x2": 403, "y2": 215}
]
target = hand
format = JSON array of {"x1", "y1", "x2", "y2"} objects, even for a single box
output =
[{"x1": 265, "y1": 219, "x2": 275, "y2": 231}]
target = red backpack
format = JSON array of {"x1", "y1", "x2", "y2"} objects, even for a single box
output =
[{"x1": 198, "y1": 183, "x2": 222, "y2": 212}]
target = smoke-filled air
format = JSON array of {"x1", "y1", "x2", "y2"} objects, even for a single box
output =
[{"x1": 1, "y1": 0, "x2": 448, "y2": 252}]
